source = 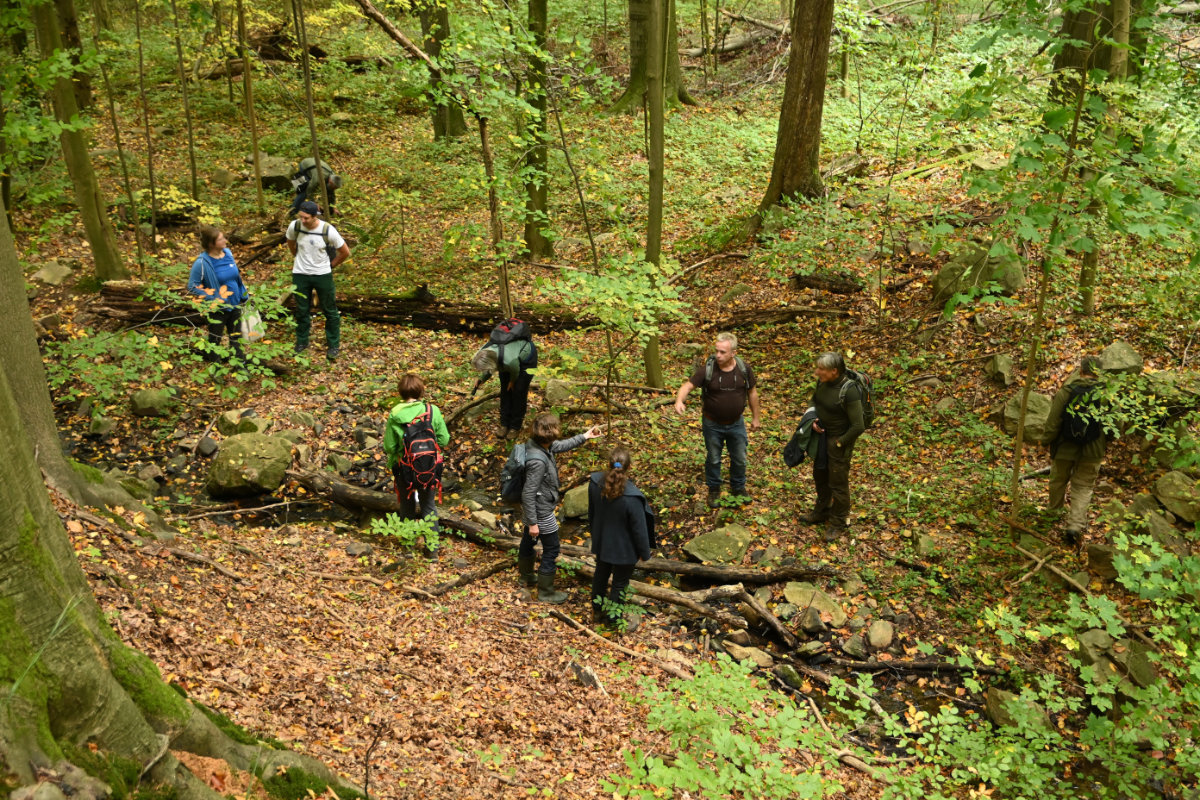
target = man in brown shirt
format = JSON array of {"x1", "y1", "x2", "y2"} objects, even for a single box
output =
[{"x1": 674, "y1": 332, "x2": 762, "y2": 506}]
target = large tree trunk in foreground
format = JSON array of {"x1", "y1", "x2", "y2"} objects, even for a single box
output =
[
  {"x1": 417, "y1": 0, "x2": 467, "y2": 139},
  {"x1": 32, "y1": 0, "x2": 128, "y2": 281},
  {"x1": 746, "y1": 0, "x2": 836, "y2": 236},
  {"x1": 0, "y1": 201, "x2": 352, "y2": 800}
]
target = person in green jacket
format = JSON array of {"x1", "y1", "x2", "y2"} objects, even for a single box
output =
[
  {"x1": 383, "y1": 374, "x2": 450, "y2": 531},
  {"x1": 471, "y1": 335, "x2": 537, "y2": 438},
  {"x1": 1042, "y1": 357, "x2": 1108, "y2": 545},
  {"x1": 801, "y1": 352, "x2": 866, "y2": 542},
  {"x1": 290, "y1": 157, "x2": 342, "y2": 216}
]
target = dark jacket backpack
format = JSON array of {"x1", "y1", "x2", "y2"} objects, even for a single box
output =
[
  {"x1": 499, "y1": 442, "x2": 551, "y2": 502},
  {"x1": 1059, "y1": 383, "x2": 1102, "y2": 446},
  {"x1": 489, "y1": 318, "x2": 537, "y2": 369},
  {"x1": 840, "y1": 368, "x2": 876, "y2": 428},
  {"x1": 397, "y1": 404, "x2": 444, "y2": 500}
]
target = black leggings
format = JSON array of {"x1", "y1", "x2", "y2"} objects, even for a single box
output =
[
  {"x1": 591, "y1": 561, "x2": 636, "y2": 622},
  {"x1": 204, "y1": 307, "x2": 243, "y2": 362}
]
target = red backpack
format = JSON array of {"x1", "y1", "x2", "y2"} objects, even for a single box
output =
[{"x1": 396, "y1": 404, "x2": 444, "y2": 500}]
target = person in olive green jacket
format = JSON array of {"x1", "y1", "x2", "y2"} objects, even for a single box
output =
[
  {"x1": 1042, "y1": 357, "x2": 1108, "y2": 544},
  {"x1": 801, "y1": 352, "x2": 866, "y2": 542}
]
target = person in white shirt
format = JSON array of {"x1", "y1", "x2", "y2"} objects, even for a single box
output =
[{"x1": 285, "y1": 200, "x2": 349, "y2": 360}]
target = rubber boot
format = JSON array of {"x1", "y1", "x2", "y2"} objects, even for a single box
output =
[
  {"x1": 517, "y1": 557, "x2": 537, "y2": 587},
  {"x1": 536, "y1": 571, "x2": 568, "y2": 604}
]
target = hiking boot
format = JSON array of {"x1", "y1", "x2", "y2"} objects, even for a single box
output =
[
  {"x1": 1063, "y1": 527, "x2": 1084, "y2": 547},
  {"x1": 505, "y1": 428, "x2": 519, "y2": 440},
  {"x1": 706, "y1": 488, "x2": 722, "y2": 508},
  {"x1": 497, "y1": 424, "x2": 509, "y2": 438},
  {"x1": 517, "y1": 556, "x2": 537, "y2": 587},
  {"x1": 822, "y1": 522, "x2": 847, "y2": 542},
  {"x1": 294, "y1": 342, "x2": 308, "y2": 354},
  {"x1": 536, "y1": 572, "x2": 568, "y2": 604},
  {"x1": 326, "y1": 346, "x2": 340, "y2": 360},
  {"x1": 800, "y1": 510, "x2": 829, "y2": 525}
]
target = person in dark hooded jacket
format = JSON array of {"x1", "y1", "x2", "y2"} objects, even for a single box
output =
[{"x1": 587, "y1": 446, "x2": 653, "y2": 629}]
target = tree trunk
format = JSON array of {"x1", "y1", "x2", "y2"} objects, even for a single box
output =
[
  {"x1": 54, "y1": 0, "x2": 93, "y2": 109},
  {"x1": 746, "y1": 0, "x2": 836, "y2": 236},
  {"x1": 135, "y1": 0, "x2": 159, "y2": 250},
  {"x1": 643, "y1": 0, "x2": 665, "y2": 388},
  {"x1": 479, "y1": 117, "x2": 514, "y2": 318},
  {"x1": 32, "y1": 0, "x2": 128, "y2": 280},
  {"x1": 169, "y1": 0, "x2": 200, "y2": 200},
  {"x1": 523, "y1": 0, "x2": 553, "y2": 260},
  {"x1": 417, "y1": 0, "x2": 467, "y2": 139},
  {"x1": 608, "y1": 0, "x2": 696, "y2": 114},
  {"x1": 292, "y1": 0, "x2": 330, "y2": 213},
  {"x1": 236, "y1": 0, "x2": 265, "y2": 214}
]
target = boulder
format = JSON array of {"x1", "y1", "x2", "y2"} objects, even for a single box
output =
[
  {"x1": 289, "y1": 410, "x2": 318, "y2": 428},
  {"x1": 32, "y1": 259, "x2": 73, "y2": 286},
  {"x1": 246, "y1": 151, "x2": 295, "y2": 191},
  {"x1": 986, "y1": 354, "x2": 1016, "y2": 386},
  {"x1": 867, "y1": 620, "x2": 895, "y2": 650},
  {"x1": 724, "y1": 642, "x2": 774, "y2": 668},
  {"x1": 275, "y1": 429, "x2": 306, "y2": 445},
  {"x1": 1109, "y1": 638, "x2": 1156, "y2": 688},
  {"x1": 842, "y1": 634, "x2": 867, "y2": 659},
  {"x1": 1087, "y1": 544, "x2": 1118, "y2": 580},
  {"x1": 675, "y1": 342, "x2": 706, "y2": 360},
  {"x1": 471, "y1": 510, "x2": 498, "y2": 530},
  {"x1": 236, "y1": 416, "x2": 272, "y2": 435},
  {"x1": 345, "y1": 542, "x2": 373, "y2": 557},
  {"x1": 683, "y1": 524, "x2": 753, "y2": 564},
  {"x1": 1143, "y1": 512, "x2": 1189, "y2": 557},
  {"x1": 798, "y1": 606, "x2": 825, "y2": 634},
  {"x1": 216, "y1": 409, "x2": 250, "y2": 436},
  {"x1": 326, "y1": 453, "x2": 353, "y2": 475},
  {"x1": 130, "y1": 388, "x2": 174, "y2": 417},
  {"x1": 783, "y1": 582, "x2": 847, "y2": 627},
  {"x1": 1099, "y1": 340, "x2": 1143, "y2": 375},
  {"x1": 210, "y1": 167, "x2": 237, "y2": 187},
  {"x1": 206, "y1": 433, "x2": 293, "y2": 498},
  {"x1": 89, "y1": 416, "x2": 116, "y2": 436},
  {"x1": 1127, "y1": 493, "x2": 1161, "y2": 519},
  {"x1": 197, "y1": 436, "x2": 219, "y2": 457},
  {"x1": 915, "y1": 534, "x2": 938, "y2": 558},
  {"x1": 796, "y1": 640, "x2": 826, "y2": 657},
  {"x1": 774, "y1": 664, "x2": 804, "y2": 689},
  {"x1": 561, "y1": 484, "x2": 589, "y2": 519},
  {"x1": 1002, "y1": 391, "x2": 1053, "y2": 443},
  {"x1": 720, "y1": 283, "x2": 753, "y2": 303},
  {"x1": 985, "y1": 687, "x2": 1051, "y2": 730},
  {"x1": 932, "y1": 241, "x2": 1025, "y2": 305},
  {"x1": 1153, "y1": 471, "x2": 1200, "y2": 523},
  {"x1": 542, "y1": 378, "x2": 574, "y2": 406}
]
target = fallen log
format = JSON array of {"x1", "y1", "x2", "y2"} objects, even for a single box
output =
[
  {"x1": 791, "y1": 270, "x2": 864, "y2": 295},
  {"x1": 95, "y1": 281, "x2": 596, "y2": 334},
  {"x1": 716, "y1": 306, "x2": 851, "y2": 329},
  {"x1": 285, "y1": 468, "x2": 838, "y2": 586}
]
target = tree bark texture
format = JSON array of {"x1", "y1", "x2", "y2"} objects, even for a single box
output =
[
  {"x1": 750, "y1": 0, "x2": 837, "y2": 232},
  {"x1": 33, "y1": 1, "x2": 128, "y2": 281},
  {"x1": 54, "y1": 0, "x2": 92, "y2": 109},
  {"x1": 417, "y1": 0, "x2": 467, "y2": 139},
  {"x1": 608, "y1": 0, "x2": 696, "y2": 113},
  {"x1": 0, "y1": 194, "x2": 353, "y2": 799},
  {"x1": 523, "y1": 0, "x2": 553, "y2": 260}
]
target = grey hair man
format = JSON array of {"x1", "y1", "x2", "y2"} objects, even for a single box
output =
[
  {"x1": 802, "y1": 352, "x2": 866, "y2": 541},
  {"x1": 674, "y1": 332, "x2": 761, "y2": 507}
]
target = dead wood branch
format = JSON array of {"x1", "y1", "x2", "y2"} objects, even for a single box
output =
[
  {"x1": 427, "y1": 558, "x2": 515, "y2": 596},
  {"x1": 563, "y1": 562, "x2": 750, "y2": 629},
  {"x1": 791, "y1": 270, "x2": 865, "y2": 295},
  {"x1": 797, "y1": 693, "x2": 893, "y2": 784},
  {"x1": 827, "y1": 658, "x2": 1006, "y2": 675},
  {"x1": 736, "y1": 590, "x2": 798, "y2": 649},
  {"x1": 549, "y1": 610, "x2": 692, "y2": 680},
  {"x1": 680, "y1": 28, "x2": 774, "y2": 57},
  {"x1": 445, "y1": 391, "x2": 501, "y2": 428},
  {"x1": 151, "y1": 545, "x2": 243, "y2": 581},
  {"x1": 716, "y1": 306, "x2": 851, "y2": 329},
  {"x1": 309, "y1": 571, "x2": 387, "y2": 587}
]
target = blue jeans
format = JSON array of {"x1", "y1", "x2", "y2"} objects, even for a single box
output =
[{"x1": 702, "y1": 417, "x2": 748, "y2": 493}]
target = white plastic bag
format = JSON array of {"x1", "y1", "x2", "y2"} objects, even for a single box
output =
[{"x1": 239, "y1": 302, "x2": 266, "y2": 344}]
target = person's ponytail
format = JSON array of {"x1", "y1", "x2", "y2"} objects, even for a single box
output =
[{"x1": 602, "y1": 447, "x2": 631, "y2": 501}]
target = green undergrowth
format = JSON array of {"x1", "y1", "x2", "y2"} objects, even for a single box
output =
[{"x1": 259, "y1": 766, "x2": 366, "y2": 800}]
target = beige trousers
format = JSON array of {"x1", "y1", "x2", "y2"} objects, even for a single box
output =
[{"x1": 1048, "y1": 458, "x2": 1101, "y2": 529}]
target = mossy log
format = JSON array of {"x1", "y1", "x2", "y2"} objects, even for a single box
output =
[
  {"x1": 716, "y1": 305, "x2": 852, "y2": 329},
  {"x1": 93, "y1": 281, "x2": 596, "y2": 334},
  {"x1": 790, "y1": 270, "x2": 865, "y2": 295}
]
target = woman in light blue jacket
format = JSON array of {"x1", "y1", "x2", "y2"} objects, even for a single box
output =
[{"x1": 188, "y1": 226, "x2": 248, "y2": 363}]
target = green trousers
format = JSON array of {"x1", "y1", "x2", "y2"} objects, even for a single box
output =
[
  {"x1": 291, "y1": 272, "x2": 340, "y2": 349},
  {"x1": 1049, "y1": 458, "x2": 1101, "y2": 529}
]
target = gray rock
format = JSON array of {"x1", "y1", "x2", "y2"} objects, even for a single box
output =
[
  {"x1": 1143, "y1": 512, "x2": 1189, "y2": 557},
  {"x1": 346, "y1": 542, "x2": 373, "y2": 557},
  {"x1": 1003, "y1": 391, "x2": 1053, "y2": 443},
  {"x1": 720, "y1": 283, "x2": 753, "y2": 303},
  {"x1": 675, "y1": 342, "x2": 706, "y2": 359},
  {"x1": 236, "y1": 416, "x2": 272, "y2": 435},
  {"x1": 1128, "y1": 492, "x2": 1161, "y2": 518},
  {"x1": 774, "y1": 664, "x2": 804, "y2": 688},
  {"x1": 361, "y1": 436, "x2": 380, "y2": 451},
  {"x1": 934, "y1": 397, "x2": 956, "y2": 414},
  {"x1": 842, "y1": 634, "x2": 868, "y2": 659},
  {"x1": 464, "y1": 499, "x2": 483, "y2": 512},
  {"x1": 13, "y1": 783, "x2": 69, "y2": 800},
  {"x1": 32, "y1": 259, "x2": 74, "y2": 286},
  {"x1": 289, "y1": 410, "x2": 317, "y2": 428},
  {"x1": 724, "y1": 642, "x2": 774, "y2": 668},
  {"x1": 131, "y1": 388, "x2": 174, "y2": 417},
  {"x1": 275, "y1": 429, "x2": 306, "y2": 445},
  {"x1": 206, "y1": 433, "x2": 294, "y2": 498},
  {"x1": 725, "y1": 630, "x2": 752, "y2": 646},
  {"x1": 1110, "y1": 638, "x2": 1156, "y2": 688},
  {"x1": 210, "y1": 167, "x2": 237, "y2": 187},
  {"x1": 867, "y1": 620, "x2": 895, "y2": 650},
  {"x1": 915, "y1": 534, "x2": 937, "y2": 558},
  {"x1": 1087, "y1": 544, "x2": 1118, "y2": 579},
  {"x1": 986, "y1": 354, "x2": 1016, "y2": 386},
  {"x1": 471, "y1": 510, "x2": 498, "y2": 529},
  {"x1": 89, "y1": 415, "x2": 116, "y2": 436},
  {"x1": 985, "y1": 687, "x2": 1051, "y2": 729},
  {"x1": 561, "y1": 484, "x2": 589, "y2": 519},
  {"x1": 847, "y1": 616, "x2": 867, "y2": 632},
  {"x1": 137, "y1": 464, "x2": 164, "y2": 483},
  {"x1": 247, "y1": 151, "x2": 295, "y2": 191},
  {"x1": 1153, "y1": 471, "x2": 1200, "y2": 523},
  {"x1": 293, "y1": 444, "x2": 311, "y2": 464},
  {"x1": 753, "y1": 586, "x2": 773, "y2": 604},
  {"x1": 773, "y1": 602, "x2": 798, "y2": 621},
  {"x1": 911, "y1": 376, "x2": 942, "y2": 389},
  {"x1": 326, "y1": 453, "x2": 353, "y2": 475},
  {"x1": 932, "y1": 240, "x2": 1025, "y2": 305},
  {"x1": 1076, "y1": 628, "x2": 1122, "y2": 687},
  {"x1": 216, "y1": 409, "x2": 250, "y2": 436},
  {"x1": 798, "y1": 606, "x2": 826, "y2": 634},
  {"x1": 796, "y1": 640, "x2": 827, "y2": 657},
  {"x1": 1099, "y1": 340, "x2": 1143, "y2": 375},
  {"x1": 841, "y1": 576, "x2": 866, "y2": 595},
  {"x1": 37, "y1": 313, "x2": 63, "y2": 333},
  {"x1": 197, "y1": 436, "x2": 219, "y2": 457},
  {"x1": 331, "y1": 111, "x2": 354, "y2": 123},
  {"x1": 167, "y1": 454, "x2": 188, "y2": 471},
  {"x1": 684, "y1": 524, "x2": 753, "y2": 564},
  {"x1": 542, "y1": 378, "x2": 574, "y2": 406},
  {"x1": 783, "y1": 582, "x2": 847, "y2": 627}
]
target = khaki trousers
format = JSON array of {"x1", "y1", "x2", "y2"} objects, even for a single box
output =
[{"x1": 1048, "y1": 458, "x2": 1101, "y2": 529}]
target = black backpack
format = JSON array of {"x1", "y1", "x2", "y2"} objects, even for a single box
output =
[
  {"x1": 702, "y1": 355, "x2": 749, "y2": 393},
  {"x1": 1059, "y1": 383, "x2": 1102, "y2": 446},
  {"x1": 290, "y1": 219, "x2": 338, "y2": 264},
  {"x1": 489, "y1": 318, "x2": 537, "y2": 369},
  {"x1": 838, "y1": 368, "x2": 876, "y2": 429},
  {"x1": 395, "y1": 404, "x2": 444, "y2": 499},
  {"x1": 499, "y1": 442, "x2": 551, "y2": 502}
]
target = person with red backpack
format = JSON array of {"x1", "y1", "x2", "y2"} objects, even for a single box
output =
[
  {"x1": 471, "y1": 318, "x2": 538, "y2": 439},
  {"x1": 383, "y1": 374, "x2": 450, "y2": 531}
]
